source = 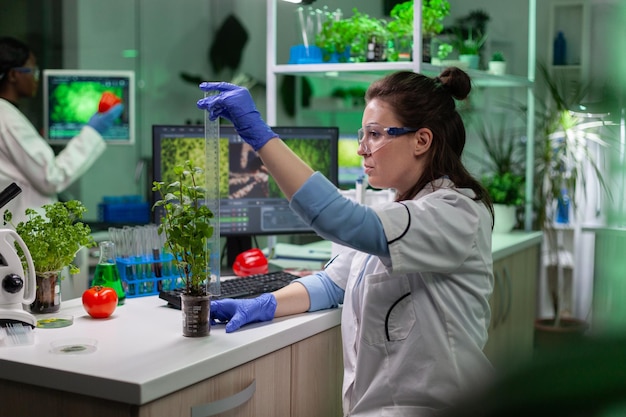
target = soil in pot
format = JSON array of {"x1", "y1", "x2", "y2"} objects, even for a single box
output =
[
  {"x1": 30, "y1": 271, "x2": 61, "y2": 314},
  {"x1": 181, "y1": 294, "x2": 211, "y2": 337}
]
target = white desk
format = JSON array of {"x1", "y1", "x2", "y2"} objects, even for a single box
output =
[{"x1": 0, "y1": 231, "x2": 542, "y2": 415}]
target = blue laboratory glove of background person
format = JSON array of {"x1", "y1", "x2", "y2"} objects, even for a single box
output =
[
  {"x1": 210, "y1": 293, "x2": 277, "y2": 333},
  {"x1": 87, "y1": 103, "x2": 124, "y2": 134},
  {"x1": 197, "y1": 82, "x2": 277, "y2": 151}
]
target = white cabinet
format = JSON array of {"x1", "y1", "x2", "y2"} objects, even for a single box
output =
[{"x1": 484, "y1": 244, "x2": 540, "y2": 373}]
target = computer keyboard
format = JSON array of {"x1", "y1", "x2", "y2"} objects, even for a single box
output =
[{"x1": 158, "y1": 270, "x2": 300, "y2": 309}]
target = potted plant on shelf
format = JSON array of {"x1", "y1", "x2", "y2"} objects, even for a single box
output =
[
  {"x1": 452, "y1": 27, "x2": 487, "y2": 70},
  {"x1": 468, "y1": 117, "x2": 525, "y2": 233},
  {"x1": 349, "y1": 9, "x2": 390, "y2": 62},
  {"x1": 315, "y1": 8, "x2": 389, "y2": 63},
  {"x1": 386, "y1": 0, "x2": 451, "y2": 62},
  {"x1": 530, "y1": 63, "x2": 614, "y2": 350},
  {"x1": 430, "y1": 42, "x2": 453, "y2": 66},
  {"x1": 488, "y1": 51, "x2": 507, "y2": 75},
  {"x1": 152, "y1": 160, "x2": 215, "y2": 337},
  {"x1": 3, "y1": 200, "x2": 95, "y2": 314}
]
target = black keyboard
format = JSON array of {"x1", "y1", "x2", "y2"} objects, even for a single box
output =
[{"x1": 158, "y1": 270, "x2": 299, "y2": 309}]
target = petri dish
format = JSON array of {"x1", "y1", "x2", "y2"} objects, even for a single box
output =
[
  {"x1": 50, "y1": 338, "x2": 98, "y2": 355},
  {"x1": 36, "y1": 314, "x2": 74, "y2": 329}
]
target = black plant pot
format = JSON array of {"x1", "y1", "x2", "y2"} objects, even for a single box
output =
[{"x1": 181, "y1": 294, "x2": 211, "y2": 337}]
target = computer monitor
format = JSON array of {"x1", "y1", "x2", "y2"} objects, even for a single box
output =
[
  {"x1": 42, "y1": 69, "x2": 135, "y2": 145},
  {"x1": 152, "y1": 124, "x2": 339, "y2": 265},
  {"x1": 337, "y1": 133, "x2": 364, "y2": 187}
]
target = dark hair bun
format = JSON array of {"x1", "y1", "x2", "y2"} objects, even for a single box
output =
[{"x1": 438, "y1": 67, "x2": 471, "y2": 100}]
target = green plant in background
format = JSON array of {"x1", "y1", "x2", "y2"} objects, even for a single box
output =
[
  {"x1": 315, "y1": 13, "x2": 359, "y2": 62},
  {"x1": 482, "y1": 172, "x2": 524, "y2": 206},
  {"x1": 386, "y1": 0, "x2": 450, "y2": 61},
  {"x1": 491, "y1": 51, "x2": 505, "y2": 62},
  {"x1": 453, "y1": 27, "x2": 487, "y2": 55},
  {"x1": 3, "y1": 201, "x2": 95, "y2": 274},
  {"x1": 522, "y1": 63, "x2": 615, "y2": 326},
  {"x1": 388, "y1": 0, "x2": 451, "y2": 37},
  {"x1": 467, "y1": 116, "x2": 525, "y2": 207},
  {"x1": 437, "y1": 42, "x2": 453, "y2": 60},
  {"x1": 152, "y1": 161, "x2": 214, "y2": 296},
  {"x1": 349, "y1": 9, "x2": 390, "y2": 61},
  {"x1": 316, "y1": 8, "x2": 389, "y2": 62},
  {"x1": 422, "y1": 0, "x2": 451, "y2": 37}
]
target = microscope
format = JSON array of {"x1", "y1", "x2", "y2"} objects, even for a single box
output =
[{"x1": 0, "y1": 183, "x2": 37, "y2": 328}]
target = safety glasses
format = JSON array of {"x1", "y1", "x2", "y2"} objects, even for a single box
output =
[
  {"x1": 13, "y1": 66, "x2": 40, "y2": 81},
  {"x1": 357, "y1": 125, "x2": 418, "y2": 154}
]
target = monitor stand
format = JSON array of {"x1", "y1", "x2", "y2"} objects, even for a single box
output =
[{"x1": 225, "y1": 235, "x2": 253, "y2": 269}]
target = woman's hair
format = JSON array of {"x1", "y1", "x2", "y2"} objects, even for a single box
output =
[
  {"x1": 364, "y1": 68, "x2": 494, "y2": 221},
  {"x1": 0, "y1": 37, "x2": 30, "y2": 83}
]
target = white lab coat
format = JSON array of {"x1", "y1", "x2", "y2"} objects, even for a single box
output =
[
  {"x1": 324, "y1": 179, "x2": 494, "y2": 417},
  {"x1": 0, "y1": 98, "x2": 105, "y2": 224}
]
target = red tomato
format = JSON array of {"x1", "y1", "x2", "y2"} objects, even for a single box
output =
[
  {"x1": 98, "y1": 91, "x2": 122, "y2": 113},
  {"x1": 82, "y1": 286, "x2": 118, "y2": 318}
]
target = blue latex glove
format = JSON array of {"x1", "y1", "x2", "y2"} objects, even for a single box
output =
[
  {"x1": 87, "y1": 103, "x2": 124, "y2": 134},
  {"x1": 197, "y1": 82, "x2": 277, "y2": 151},
  {"x1": 210, "y1": 293, "x2": 277, "y2": 333}
]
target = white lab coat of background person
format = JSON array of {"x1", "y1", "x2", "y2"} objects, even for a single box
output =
[
  {"x1": 0, "y1": 98, "x2": 105, "y2": 224},
  {"x1": 323, "y1": 180, "x2": 495, "y2": 416}
]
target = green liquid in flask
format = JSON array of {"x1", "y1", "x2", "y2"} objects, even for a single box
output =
[{"x1": 92, "y1": 263, "x2": 126, "y2": 306}]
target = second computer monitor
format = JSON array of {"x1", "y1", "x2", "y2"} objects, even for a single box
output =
[{"x1": 152, "y1": 124, "x2": 338, "y2": 239}]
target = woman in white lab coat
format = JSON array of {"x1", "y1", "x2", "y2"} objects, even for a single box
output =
[
  {"x1": 0, "y1": 37, "x2": 122, "y2": 223},
  {"x1": 199, "y1": 68, "x2": 495, "y2": 417}
]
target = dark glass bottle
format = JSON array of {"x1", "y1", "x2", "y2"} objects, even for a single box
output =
[
  {"x1": 92, "y1": 240, "x2": 126, "y2": 305},
  {"x1": 553, "y1": 31, "x2": 566, "y2": 65}
]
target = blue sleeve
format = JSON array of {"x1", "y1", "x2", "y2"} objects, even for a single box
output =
[
  {"x1": 290, "y1": 172, "x2": 389, "y2": 257},
  {"x1": 294, "y1": 270, "x2": 345, "y2": 312}
]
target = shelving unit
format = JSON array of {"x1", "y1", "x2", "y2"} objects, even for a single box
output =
[
  {"x1": 546, "y1": 0, "x2": 590, "y2": 88},
  {"x1": 265, "y1": 0, "x2": 537, "y2": 231}
]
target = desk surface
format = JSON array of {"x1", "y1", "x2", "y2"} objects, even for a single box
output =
[
  {"x1": 0, "y1": 231, "x2": 541, "y2": 405},
  {"x1": 0, "y1": 296, "x2": 342, "y2": 405}
]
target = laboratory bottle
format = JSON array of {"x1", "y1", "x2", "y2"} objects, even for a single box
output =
[
  {"x1": 92, "y1": 240, "x2": 126, "y2": 305},
  {"x1": 553, "y1": 31, "x2": 566, "y2": 65},
  {"x1": 556, "y1": 187, "x2": 570, "y2": 224}
]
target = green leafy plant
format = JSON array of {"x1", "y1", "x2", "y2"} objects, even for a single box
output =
[
  {"x1": 491, "y1": 51, "x2": 505, "y2": 62},
  {"x1": 3, "y1": 201, "x2": 95, "y2": 274},
  {"x1": 467, "y1": 117, "x2": 525, "y2": 207},
  {"x1": 437, "y1": 42, "x2": 453, "y2": 60},
  {"x1": 315, "y1": 15, "x2": 358, "y2": 62},
  {"x1": 315, "y1": 8, "x2": 389, "y2": 62},
  {"x1": 349, "y1": 9, "x2": 390, "y2": 61},
  {"x1": 152, "y1": 160, "x2": 214, "y2": 296},
  {"x1": 388, "y1": 0, "x2": 451, "y2": 38},
  {"x1": 481, "y1": 172, "x2": 524, "y2": 206},
  {"x1": 386, "y1": 0, "x2": 450, "y2": 61},
  {"x1": 509, "y1": 63, "x2": 616, "y2": 327},
  {"x1": 454, "y1": 27, "x2": 487, "y2": 55}
]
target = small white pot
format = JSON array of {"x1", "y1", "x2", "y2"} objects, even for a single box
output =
[
  {"x1": 493, "y1": 204, "x2": 517, "y2": 233},
  {"x1": 488, "y1": 61, "x2": 507, "y2": 75}
]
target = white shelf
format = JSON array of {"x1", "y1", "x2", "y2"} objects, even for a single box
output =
[
  {"x1": 270, "y1": 62, "x2": 532, "y2": 88},
  {"x1": 266, "y1": 0, "x2": 537, "y2": 231}
]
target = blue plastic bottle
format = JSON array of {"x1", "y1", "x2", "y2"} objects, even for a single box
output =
[
  {"x1": 556, "y1": 188, "x2": 570, "y2": 224},
  {"x1": 553, "y1": 31, "x2": 566, "y2": 65}
]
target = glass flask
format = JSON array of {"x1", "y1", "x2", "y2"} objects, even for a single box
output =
[{"x1": 92, "y1": 240, "x2": 126, "y2": 305}]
